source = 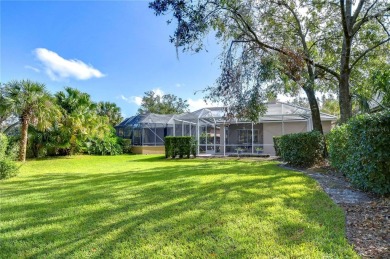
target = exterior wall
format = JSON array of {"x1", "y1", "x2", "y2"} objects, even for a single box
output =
[
  {"x1": 128, "y1": 120, "x2": 334, "y2": 156},
  {"x1": 322, "y1": 121, "x2": 333, "y2": 133},
  {"x1": 263, "y1": 121, "x2": 307, "y2": 155},
  {"x1": 283, "y1": 121, "x2": 307, "y2": 134},
  {"x1": 131, "y1": 146, "x2": 165, "y2": 155},
  {"x1": 263, "y1": 123, "x2": 283, "y2": 155}
]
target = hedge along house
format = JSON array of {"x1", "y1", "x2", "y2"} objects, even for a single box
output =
[{"x1": 115, "y1": 102, "x2": 337, "y2": 155}]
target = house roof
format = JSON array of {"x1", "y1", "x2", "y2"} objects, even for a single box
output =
[{"x1": 116, "y1": 102, "x2": 337, "y2": 127}]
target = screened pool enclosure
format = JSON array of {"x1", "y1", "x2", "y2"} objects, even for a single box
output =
[{"x1": 115, "y1": 102, "x2": 336, "y2": 155}]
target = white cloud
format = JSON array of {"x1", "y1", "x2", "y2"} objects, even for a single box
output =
[
  {"x1": 152, "y1": 88, "x2": 164, "y2": 97},
  {"x1": 175, "y1": 83, "x2": 182, "y2": 88},
  {"x1": 25, "y1": 65, "x2": 40, "y2": 73},
  {"x1": 120, "y1": 95, "x2": 143, "y2": 106},
  {"x1": 133, "y1": 96, "x2": 143, "y2": 105},
  {"x1": 34, "y1": 48, "x2": 105, "y2": 81},
  {"x1": 119, "y1": 88, "x2": 164, "y2": 107},
  {"x1": 188, "y1": 98, "x2": 218, "y2": 112}
]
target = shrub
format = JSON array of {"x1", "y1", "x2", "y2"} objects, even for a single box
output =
[
  {"x1": 0, "y1": 159, "x2": 19, "y2": 180},
  {"x1": 85, "y1": 136, "x2": 123, "y2": 155},
  {"x1": 0, "y1": 133, "x2": 8, "y2": 160},
  {"x1": 5, "y1": 135, "x2": 20, "y2": 161},
  {"x1": 328, "y1": 110, "x2": 390, "y2": 195},
  {"x1": 327, "y1": 124, "x2": 349, "y2": 171},
  {"x1": 0, "y1": 133, "x2": 19, "y2": 180},
  {"x1": 273, "y1": 136, "x2": 281, "y2": 156},
  {"x1": 279, "y1": 131, "x2": 325, "y2": 167},
  {"x1": 121, "y1": 139, "x2": 132, "y2": 154},
  {"x1": 165, "y1": 136, "x2": 196, "y2": 159},
  {"x1": 191, "y1": 139, "x2": 197, "y2": 158}
]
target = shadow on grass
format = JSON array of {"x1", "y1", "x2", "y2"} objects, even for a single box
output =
[{"x1": 0, "y1": 161, "x2": 355, "y2": 258}]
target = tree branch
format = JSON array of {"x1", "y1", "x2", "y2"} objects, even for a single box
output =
[
  {"x1": 228, "y1": 40, "x2": 254, "y2": 51},
  {"x1": 340, "y1": 0, "x2": 351, "y2": 38},
  {"x1": 351, "y1": 0, "x2": 366, "y2": 25},
  {"x1": 313, "y1": 63, "x2": 341, "y2": 81},
  {"x1": 219, "y1": 2, "x2": 342, "y2": 81},
  {"x1": 308, "y1": 35, "x2": 343, "y2": 52},
  {"x1": 350, "y1": 37, "x2": 390, "y2": 69},
  {"x1": 376, "y1": 17, "x2": 390, "y2": 36},
  {"x1": 353, "y1": 1, "x2": 387, "y2": 34},
  {"x1": 279, "y1": 1, "x2": 308, "y2": 53}
]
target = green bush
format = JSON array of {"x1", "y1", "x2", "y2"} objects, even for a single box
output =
[
  {"x1": 165, "y1": 136, "x2": 196, "y2": 159},
  {"x1": 273, "y1": 136, "x2": 281, "y2": 156},
  {"x1": 0, "y1": 159, "x2": 19, "y2": 180},
  {"x1": 0, "y1": 133, "x2": 8, "y2": 160},
  {"x1": 121, "y1": 139, "x2": 132, "y2": 154},
  {"x1": 327, "y1": 124, "x2": 349, "y2": 171},
  {"x1": 191, "y1": 138, "x2": 197, "y2": 158},
  {"x1": 0, "y1": 133, "x2": 19, "y2": 180},
  {"x1": 5, "y1": 138, "x2": 20, "y2": 161},
  {"x1": 85, "y1": 136, "x2": 123, "y2": 155},
  {"x1": 328, "y1": 111, "x2": 390, "y2": 195},
  {"x1": 279, "y1": 131, "x2": 325, "y2": 167}
]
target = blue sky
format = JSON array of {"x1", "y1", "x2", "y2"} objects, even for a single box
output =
[{"x1": 1, "y1": 0, "x2": 222, "y2": 117}]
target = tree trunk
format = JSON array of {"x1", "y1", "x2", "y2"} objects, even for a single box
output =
[
  {"x1": 303, "y1": 86, "x2": 328, "y2": 157},
  {"x1": 303, "y1": 87, "x2": 324, "y2": 135},
  {"x1": 339, "y1": 40, "x2": 352, "y2": 123},
  {"x1": 339, "y1": 10, "x2": 353, "y2": 124},
  {"x1": 19, "y1": 115, "x2": 29, "y2": 162},
  {"x1": 339, "y1": 70, "x2": 352, "y2": 123}
]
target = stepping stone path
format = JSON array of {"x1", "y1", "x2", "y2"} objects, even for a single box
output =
[
  {"x1": 304, "y1": 172, "x2": 372, "y2": 204},
  {"x1": 280, "y1": 164, "x2": 372, "y2": 204}
]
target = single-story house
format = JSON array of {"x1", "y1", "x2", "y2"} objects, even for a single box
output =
[{"x1": 115, "y1": 102, "x2": 337, "y2": 155}]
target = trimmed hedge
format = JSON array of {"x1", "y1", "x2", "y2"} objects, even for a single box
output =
[
  {"x1": 328, "y1": 110, "x2": 390, "y2": 195},
  {"x1": 279, "y1": 131, "x2": 325, "y2": 167},
  {"x1": 165, "y1": 136, "x2": 196, "y2": 159},
  {"x1": 273, "y1": 136, "x2": 282, "y2": 156}
]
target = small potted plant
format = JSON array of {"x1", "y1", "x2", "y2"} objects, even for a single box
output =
[
  {"x1": 255, "y1": 147, "x2": 263, "y2": 154},
  {"x1": 235, "y1": 147, "x2": 244, "y2": 156}
]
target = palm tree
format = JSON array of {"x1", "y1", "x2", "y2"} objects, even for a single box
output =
[
  {"x1": 55, "y1": 87, "x2": 96, "y2": 114},
  {"x1": 96, "y1": 101, "x2": 123, "y2": 126},
  {"x1": 3, "y1": 80, "x2": 59, "y2": 161},
  {"x1": 55, "y1": 87, "x2": 97, "y2": 153}
]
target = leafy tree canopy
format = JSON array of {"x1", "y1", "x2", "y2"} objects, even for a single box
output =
[
  {"x1": 149, "y1": 0, "x2": 389, "y2": 124},
  {"x1": 1, "y1": 80, "x2": 60, "y2": 161},
  {"x1": 1, "y1": 82, "x2": 124, "y2": 159},
  {"x1": 97, "y1": 101, "x2": 123, "y2": 127},
  {"x1": 138, "y1": 90, "x2": 189, "y2": 114}
]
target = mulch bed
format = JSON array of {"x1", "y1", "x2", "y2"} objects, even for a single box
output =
[
  {"x1": 282, "y1": 163, "x2": 389, "y2": 258},
  {"x1": 341, "y1": 199, "x2": 389, "y2": 258}
]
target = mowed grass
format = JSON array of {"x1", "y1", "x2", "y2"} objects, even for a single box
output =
[{"x1": 0, "y1": 155, "x2": 357, "y2": 258}]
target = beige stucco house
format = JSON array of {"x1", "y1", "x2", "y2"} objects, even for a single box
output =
[{"x1": 115, "y1": 102, "x2": 336, "y2": 155}]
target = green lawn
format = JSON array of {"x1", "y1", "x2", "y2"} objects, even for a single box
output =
[{"x1": 0, "y1": 155, "x2": 357, "y2": 258}]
